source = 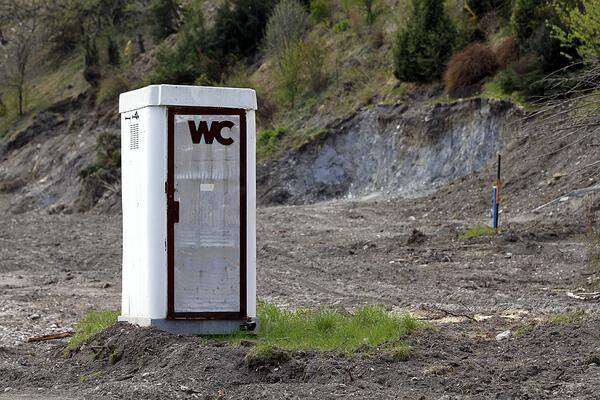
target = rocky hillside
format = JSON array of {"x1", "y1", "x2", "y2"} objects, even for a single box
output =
[{"x1": 258, "y1": 98, "x2": 519, "y2": 205}]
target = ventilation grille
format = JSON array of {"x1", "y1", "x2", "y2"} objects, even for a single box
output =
[{"x1": 129, "y1": 123, "x2": 139, "y2": 150}]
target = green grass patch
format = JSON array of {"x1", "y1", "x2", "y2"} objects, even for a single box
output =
[
  {"x1": 257, "y1": 126, "x2": 287, "y2": 159},
  {"x1": 67, "y1": 310, "x2": 119, "y2": 351},
  {"x1": 229, "y1": 303, "x2": 423, "y2": 356},
  {"x1": 550, "y1": 310, "x2": 587, "y2": 325},
  {"x1": 459, "y1": 225, "x2": 496, "y2": 240}
]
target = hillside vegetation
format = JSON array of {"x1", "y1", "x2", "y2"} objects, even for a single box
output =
[{"x1": 0, "y1": 0, "x2": 598, "y2": 158}]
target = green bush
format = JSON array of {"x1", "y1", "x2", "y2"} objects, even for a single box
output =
[
  {"x1": 357, "y1": 0, "x2": 380, "y2": 25},
  {"x1": 511, "y1": 0, "x2": 547, "y2": 48},
  {"x1": 210, "y1": 0, "x2": 278, "y2": 59},
  {"x1": 257, "y1": 127, "x2": 287, "y2": 157},
  {"x1": 79, "y1": 130, "x2": 121, "y2": 179},
  {"x1": 274, "y1": 44, "x2": 305, "y2": 108},
  {"x1": 496, "y1": 55, "x2": 545, "y2": 96},
  {"x1": 393, "y1": 0, "x2": 457, "y2": 83},
  {"x1": 310, "y1": 0, "x2": 334, "y2": 24},
  {"x1": 149, "y1": 3, "x2": 213, "y2": 84},
  {"x1": 551, "y1": 0, "x2": 600, "y2": 62},
  {"x1": 333, "y1": 19, "x2": 350, "y2": 32},
  {"x1": 107, "y1": 36, "x2": 120, "y2": 66},
  {"x1": 264, "y1": 0, "x2": 310, "y2": 57},
  {"x1": 148, "y1": 0, "x2": 179, "y2": 41}
]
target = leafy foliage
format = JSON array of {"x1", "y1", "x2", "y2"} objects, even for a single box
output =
[
  {"x1": 210, "y1": 0, "x2": 278, "y2": 60},
  {"x1": 149, "y1": 3, "x2": 213, "y2": 84},
  {"x1": 393, "y1": 0, "x2": 457, "y2": 82},
  {"x1": 257, "y1": 127, "x2": 287, "y2": 157},
  {"x1": 551, "y1": 0, "x2": 600, "y2": 62},
  {"x1": 310, "y1": 0, "x2": 334, "y2": 24},
  {"x1": 148, "y1": 0, "x2": 179, "y2": 41}
]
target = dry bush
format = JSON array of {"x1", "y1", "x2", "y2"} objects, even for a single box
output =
[
  {"x1": 443, "y1": 43, "x2": 499, "y2": 97},
  {"x1": 493, "y1": 36, "x2": 519, "y2": 69}
]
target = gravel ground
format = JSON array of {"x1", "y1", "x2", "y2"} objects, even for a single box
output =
[{"x1": 1, "y1": 189, "x2": 599, "y2": 399}]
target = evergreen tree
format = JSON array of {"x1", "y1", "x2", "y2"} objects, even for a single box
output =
[
  {"x1": 393, "y1": 0, "x2": 457, "y2": 82},
  {"x1": 149, "y1": 0, "x2": 179, "y2": 41}
]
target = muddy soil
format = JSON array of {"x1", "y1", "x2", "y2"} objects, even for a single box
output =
[{"x1": 1, "y1": 190, "x2": 599, "y2": 399}]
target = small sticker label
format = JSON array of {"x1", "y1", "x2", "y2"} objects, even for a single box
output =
[{"x1": 200, "y1": 183, "x2": 214, "y2": 192}]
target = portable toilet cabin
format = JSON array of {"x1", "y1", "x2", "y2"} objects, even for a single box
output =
[{"x1": 118, "y1": 85, "x2": 257, "y2": 334}]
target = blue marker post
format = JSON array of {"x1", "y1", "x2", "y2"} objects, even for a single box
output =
[{"x1": 492, "y1": 154, "x2": 501, "y2": 231}]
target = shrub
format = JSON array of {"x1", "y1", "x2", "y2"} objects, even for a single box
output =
[
  {"x1": 357, "y1": 0, "x2": 380, "y2": 25},
  {"x1": 148, "y1": 0, "x2": 179, "y2": 41},
  {"x1": 97, "y1": 74, "x2": 129, "y2": 104},
  {"x1": 301, "y1": 39, "x2": 328, "y2": 92},
  {"x1": 264, "y1": 0, "x2": 310, "y2": 57},
  {"x1": 551, "y1": 0, "x2": 600, "y2": 62},
  {"x1": 210, "y1": 0, "x2": 278, "y2": 59},
  {"x1": 444, "y1": 43, "x2": 499, "y2": 97},
  {"x1": 511, "y1": 0, "x2": 547, "y2": 48},
  {"x1": 256, "y1": 127, "x2": 287, "y2": 157},
  {"x1": 310, "y1": 0, "x2": 334, "y2": 24},
  {"x1": 493, "y1": 36, "x2": 519, "y2": 69},
  {"x1": 274, "y1": 44, "x2": 304, "y2": 108},
  {"x1": 333, "y1": 19, "x2": 350, "y2": 33},
  {"x1": 107, "y1": 36, "x2": 120, "y2": 66},
  {"x1": 149, "y1": 4, "x2": 214, "y2": 84},
  {"x1": 496, "y1": 54, "x2": 545, "y2": 96},
  {"x1": 83, "y1": 36, "x2": 101, "y2": 87},
  {"x1": 393, "y1": 0, "x2": 457, "y2": 83},
  {"x1": 257, "y1": 127, "x2": 287, "y2": 157}
]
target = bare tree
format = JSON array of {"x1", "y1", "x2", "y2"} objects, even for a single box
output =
[{"x1": 0, "y1": 1, "x2": 43, "y2": 116}]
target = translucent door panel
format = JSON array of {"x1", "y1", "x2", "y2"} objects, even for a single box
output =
[{"x1": 173, "y1": 113, "x2": 241, "y2": 313}]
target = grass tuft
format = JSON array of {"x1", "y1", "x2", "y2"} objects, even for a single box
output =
[
  {"x1": 459, "y1": 225, "x2": 496, "y2": 240},
  {"x1": 67, "y1": 310, "x2": 119, "y2": 351},
  {"x1": 550, "y1": 310, "x2": 586, "y2": 325},
  {"x1": 231, "y1": 303, "x2": 422, "y2": 356}
]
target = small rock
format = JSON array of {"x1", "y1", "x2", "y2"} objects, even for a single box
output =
[
  {"x1": 29, "y1": 314, "x2": 41, "y2": 321},
  {"x1": 496, "y1": 330, "x2": 512, "y2": 341},
  {"x1": 44, "y1": 278, "x2": 58, "y2": 285},
  {"x1": 504, "y1": 253, "x2": 513, "y2": 259},
  {"x1": 101, "y1": 283, "x2": 111, "y2": 289},
  {"x1": 4, "y1": 387, "x2": 12, "y2": 392}
]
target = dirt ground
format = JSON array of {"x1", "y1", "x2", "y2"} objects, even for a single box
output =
[{"x1": 1, "y1": 184, "x2": 599, "y2": 399}]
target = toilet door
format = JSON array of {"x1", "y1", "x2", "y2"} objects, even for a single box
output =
[{"x1": 167, "y1": 107, "x2": 247, "y2": 319}]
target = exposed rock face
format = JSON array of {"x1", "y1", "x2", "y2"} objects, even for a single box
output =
[
  {"x1": 0, "y1": 94, "x2": 518, "y2": 213},
  {"x1": 258, "y1": 98, "x2": 519, "y2": 205},
  {"x1": 0, "y1": 93, "x2": 120, "y2": 214}
]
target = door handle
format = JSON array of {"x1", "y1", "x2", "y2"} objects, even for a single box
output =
[{"x1": 172, "y1": 201, "x2": 180, "y2": 223}]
